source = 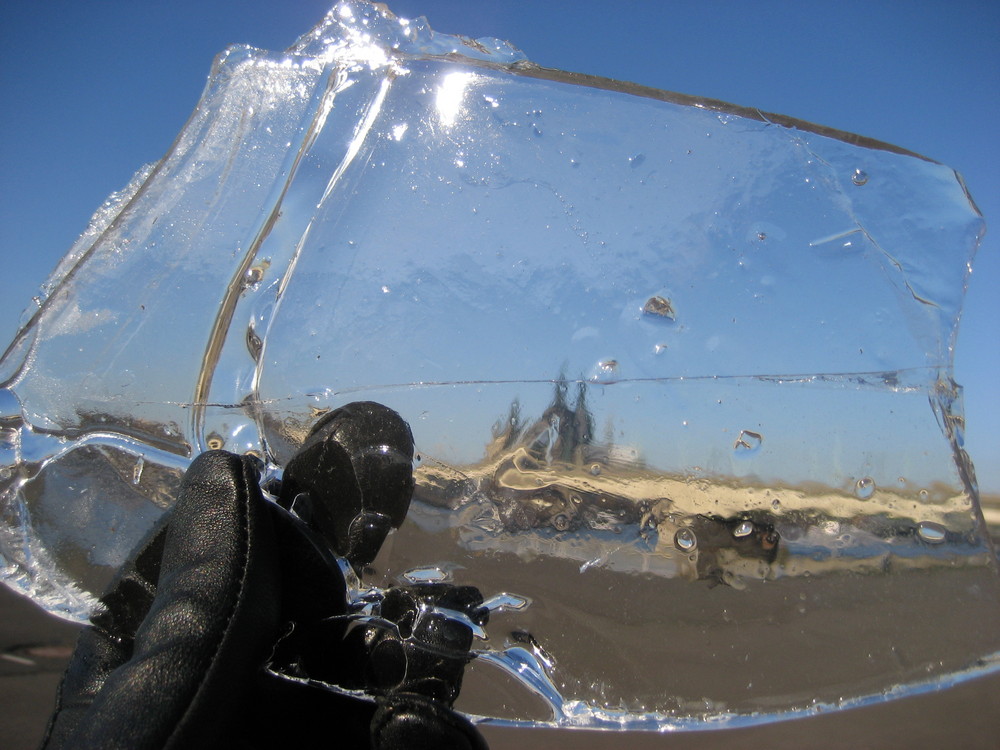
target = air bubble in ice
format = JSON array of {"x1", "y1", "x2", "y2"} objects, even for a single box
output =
[
  {"x1": 482, "y1": 592, "x2": 531, "y2": 612},
  {"x1": 246, "y1": 326, "x2": 263, "y2": 361},
  {"x1": 589, "y1": 463, "x2": 601, "y2": 476},
  {"x1": 733, "y1": 520, "x2": 754, "y2": 538},
  {"x1": 206, "y1": 433, "x2": 225, "y2": 450},
  {"x1": 852, "y1": 169, "x2": 869, "y2": 186},
  {"x1": 590, "y1": 359, "x2": 620, "y2": 384},
  {"x1": 642, "y1": 295, "x2": 675, "y2": 320},
  {"x1": 854, "y1": 476, "x2": 876, "y2": 500},
  {"x1": 674, "y1": 528, "x2": 697, "y2": 551},
  {"x1": 403, "y1": 565, "x2": 452, "y2": 583},
  {"x1": 733, "y1": 429, "x2": 762, "y2": 453},
  {"x1": 916, "y1": 522, "x2": 947, "y2": 545},
  {"x1": 245, "y1": 259, "x2": 270, "y2": 287},
  {"x1": 628, "y1": 153, "x2": 645, "y2": 168},
  {"x1": 132, "y1": 457, "x2": 144, "y2": 485}
]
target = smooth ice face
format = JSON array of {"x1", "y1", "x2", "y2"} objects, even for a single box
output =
[{"x1": 1, "y1": 0, "x2": 997, "y2": 730}]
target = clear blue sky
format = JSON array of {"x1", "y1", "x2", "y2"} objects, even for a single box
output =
[{"x1": 1, "y1": 0, "x2": 997, "y2": 491}]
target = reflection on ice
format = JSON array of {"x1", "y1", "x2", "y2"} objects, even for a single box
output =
[
  {"x1": 1, "y1": 0, "x2": 997, "y2": 731},
  {"x1": 436, "y1": 71, "x2": 476, "y2": 127}
]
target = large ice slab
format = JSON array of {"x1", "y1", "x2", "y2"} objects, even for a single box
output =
[{"x1": 1, "y1": 0, "x2": 997, "y2": 730}]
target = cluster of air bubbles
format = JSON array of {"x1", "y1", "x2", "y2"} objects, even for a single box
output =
[
  {"x1": 674, "y1": 528, "x2": 697, "y2": 551},
  {"x1": 854, "y1": 476, "x2": 876, "y2": 500}
]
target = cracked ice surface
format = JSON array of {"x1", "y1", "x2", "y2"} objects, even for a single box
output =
[{"x1": 1, "y1": 0, "x2": 998, "y2": 730}]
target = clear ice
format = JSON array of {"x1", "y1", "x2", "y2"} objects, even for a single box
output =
[{"x1": 1, "y1": 0, "x2": 997, "y2": 731}]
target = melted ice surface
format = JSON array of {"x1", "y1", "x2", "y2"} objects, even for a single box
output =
[{"x1": 1, "y1": 0, "x2": 997, "y2": 730}]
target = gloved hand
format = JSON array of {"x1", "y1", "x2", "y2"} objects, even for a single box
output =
[{"x1": 41, "y1": 401, "x2": 488, "y2": 750}]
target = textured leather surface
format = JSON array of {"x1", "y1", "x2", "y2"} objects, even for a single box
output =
[
  {"x1": 372, "y1": 694, "x2": 490, "y2": 750},
  {"x1": 42, "y1": 451, "x2": 281, "y2": 750}
]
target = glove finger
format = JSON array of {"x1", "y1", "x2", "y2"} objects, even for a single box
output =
[
  {"x1": 371, "y1": 693, "x2": 489, "y2": 750},
  {"x1": 45, "y1": 450, "x2": 282, "y2": 750},
  {"x1": 279, "y1": 401, "x2": 415, "y2": 569},
  {"x1": 267, "y1": 500, "x2": 349, "y2": 623}
]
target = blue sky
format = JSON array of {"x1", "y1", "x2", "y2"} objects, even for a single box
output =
[{"x1": 1, "y1": 0, "x2": 997, "y2": 491}]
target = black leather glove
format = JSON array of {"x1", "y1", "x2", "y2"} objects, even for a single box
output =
[{"x1": 40, "y1": 401, "x2": 488, "y2": 750}]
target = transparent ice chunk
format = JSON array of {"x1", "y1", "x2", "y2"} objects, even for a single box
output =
[{"x1": 1, "y1": 0, "x2": 997, "y2": 731}]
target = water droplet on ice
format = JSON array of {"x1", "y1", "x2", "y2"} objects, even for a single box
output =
[
  {"x1": 642, "y1": 295, "x2": 675, "y2": 320},
  {"x1": 854, "y1": 476, "x2": 876, "y2": 500},
  {"x1": 733, "y1": 520, "x2": 754, "y2": 538},
  {"x1": 852, "y1": 169, "x2": 869, "y2": 186},
  {"x1": 403, "y1": 566, "x2": 452, "y2": 583},
  {"x1": 917, "y1": 522, "x2": 947, "y2": 544},
  {"x1": 674, "y1": 528, "x2": 697, "y2": 551}
]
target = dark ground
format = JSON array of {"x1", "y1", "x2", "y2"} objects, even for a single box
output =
[{"x1": 2, "y1": 583, "x2": 998, "y2": 750}]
